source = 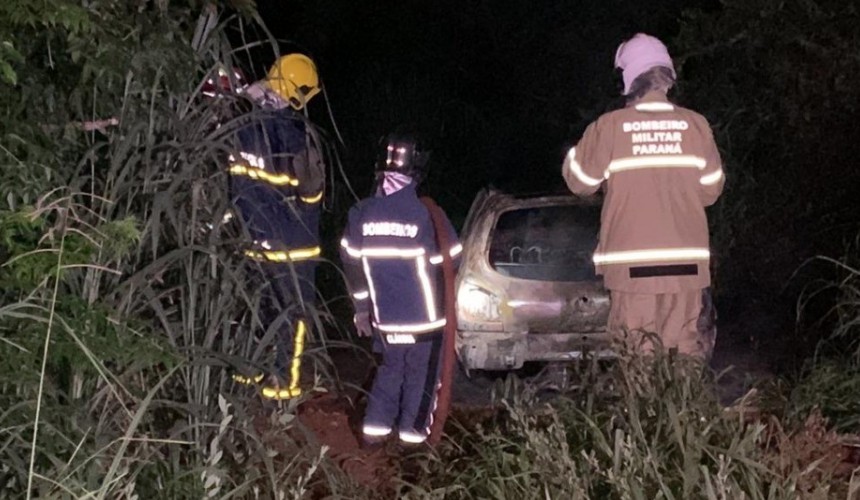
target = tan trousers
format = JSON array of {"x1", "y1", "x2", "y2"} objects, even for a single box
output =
[{"x1": 608, "y1": 289, "x2": 714, "y2": 359}]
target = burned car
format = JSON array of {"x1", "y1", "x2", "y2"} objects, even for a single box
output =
[{"x1": 455, "y1": 189, "x2": 612, "y2": 371}]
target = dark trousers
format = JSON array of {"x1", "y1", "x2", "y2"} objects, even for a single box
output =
[
  {"x1": 236, "y1": 198, "x2": 320, "y2": 388},
  {"x1": 258, "y1": 260, "x2": 317, "y2": 379},
  {"x1": 363, "y1": 331, "x2": 442, "y2": 442}
]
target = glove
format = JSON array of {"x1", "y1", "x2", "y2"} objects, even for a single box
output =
[{"x1": 354, "y1": 312, "x2": 373, "y2": 337}]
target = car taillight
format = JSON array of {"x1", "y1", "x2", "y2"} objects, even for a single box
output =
[{"x1": 457, "y1": 281, "x2": 502, "y2": 322}]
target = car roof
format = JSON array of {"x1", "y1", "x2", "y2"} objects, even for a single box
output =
[{"x1": 482, "y1": 188, "x2": 602, "y2": 208}]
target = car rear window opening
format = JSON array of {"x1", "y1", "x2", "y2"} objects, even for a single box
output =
[{"x1": 488, "y1": 204, "x2": 601, "y2": 282}]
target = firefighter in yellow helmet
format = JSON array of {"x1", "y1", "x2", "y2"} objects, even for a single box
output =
[{"x1": 228, "y1": 53, "x2": 326, "y2": 399}]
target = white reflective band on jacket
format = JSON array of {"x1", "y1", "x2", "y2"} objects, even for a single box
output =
[
  {"x1": 341, "y1": 240, "x2": 461, "y2": 264},
  {"x1": 603, "y1": 154, "x2": 724, "y2": 187},
  {"x1": 635, "y1": 102, "x2": 675, "y2": 112},
  {"x1": 374, "y1": 318, "x2": 447, "y2": 333},
  {"x1": 359, "y1": 251, "x2": 447, "y2": 334},
  {"x1": 244, "y1": 245, "x2": 320, "y2": 262},
  {"x1": 340, "y1": 240, "x2": 427, "y2": 259},
  {"x1": 564, "y1": 147, "x2": 606, "y2": 187},
  {"x1": 340, "y1": 238, "x2": 449, "y2": 335},
  {"x1": 608, "y1": 155, "x2": 707, "y2": 174},
  {"x1": 341, "y1": 235, "x2": 458, "y2": 335},
  {"x1": 593, "y1": 247, "x2": 710, "y2": 265}
]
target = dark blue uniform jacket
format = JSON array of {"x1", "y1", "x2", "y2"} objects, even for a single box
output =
[
  {"x1": 340, "y1": 185, "x2": 461, "y2": 337},
  {"x1": 229, "y1": 109, "x2": 322, "y2": 254}
]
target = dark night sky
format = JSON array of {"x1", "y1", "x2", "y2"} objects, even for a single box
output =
[
  {"x1": 246, "y1": 0, "x2": 719, "y2": 217},
  {"x1": 234, "y1": 0, "x2": 860, "y2": 346}
]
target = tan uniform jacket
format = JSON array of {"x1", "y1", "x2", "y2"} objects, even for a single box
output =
[{"x1": 562, "y1": 92, "x2": 725, "y2": 293}]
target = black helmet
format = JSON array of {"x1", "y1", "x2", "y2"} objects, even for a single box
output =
[{"x1": 376, "y1": 132, "x2": 430, "y2": 182}]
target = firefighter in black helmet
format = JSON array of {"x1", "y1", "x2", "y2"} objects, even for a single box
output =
[{"x1": 340, "y1": 131, "x2": 461, "y2": 447}]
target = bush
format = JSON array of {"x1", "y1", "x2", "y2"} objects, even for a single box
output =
[{"x1": 0, "y1": 2, "x2": 351, "y2": 497}]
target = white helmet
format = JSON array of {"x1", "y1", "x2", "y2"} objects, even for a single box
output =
[{"x1": 614, "y1": 33, "x2": 676, "y2": 95}]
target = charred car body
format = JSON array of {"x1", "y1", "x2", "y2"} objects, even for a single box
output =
[{"x1": 455, "y1": 189, "x2": 612, "y2": 371}]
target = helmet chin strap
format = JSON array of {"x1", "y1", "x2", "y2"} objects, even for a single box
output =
[{"x1": 376, "y1": 171, "x2": 414, "y2": 196}]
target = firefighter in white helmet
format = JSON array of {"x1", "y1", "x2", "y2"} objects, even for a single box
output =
[{"x1": 562, "y1": 33, "x2": 724, "y2": 359}]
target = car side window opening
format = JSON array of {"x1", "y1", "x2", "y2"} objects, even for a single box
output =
[{"x1": 488, "y1": 204, "x2": 601, "y2": 282}]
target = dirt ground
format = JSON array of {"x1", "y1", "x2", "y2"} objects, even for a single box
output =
[
  {"x1": 295, "y1": 393, "x2": 399, "y2": 495},
  {"x1": 285, "y1": 339, "x2": 501, "y2": 494}
]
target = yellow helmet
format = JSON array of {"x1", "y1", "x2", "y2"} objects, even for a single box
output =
[{"x1": 265, "y1": 53, "x2": 321, "y2": 110}]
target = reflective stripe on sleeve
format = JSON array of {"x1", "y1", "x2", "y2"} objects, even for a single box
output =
[
  {"x1": 700, "y1": 169, "x2": 724, "y2": 186},
  {"x1": 353, "y1": 290, "x2": 369, "y2": 300},
  {"x1": 565, "y1": 147, "x2": 605, "y2": 187},
  {"x1": 228, "y1": 165, "x2": 299, "y2": 186},
  {"x1": 340, "y1": 238, "x2": 362, "y2": 259},
  {"x1": 300, "y1": 191, "x2": 323, "y2": 204},
  {"x1": 244, "y1": 246, "x2": 320, "y2": 262}
]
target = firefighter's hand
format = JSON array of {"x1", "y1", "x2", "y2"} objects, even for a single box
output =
[{"x1": 353, "y1": 312, "x2": 373, "y2": 337}]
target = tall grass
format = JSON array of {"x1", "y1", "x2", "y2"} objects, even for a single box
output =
[
  {"x1": 3, "y1": 2, "x2": 859, "y2": 498},
  {"x1": 0, "y1": 5, "x2": 358, "y2": 498},
  {"x1": 408, "y1": 345, "x2": 853, "y2": 499},
  {"x1": 780, "y1": 245, "x2": 860, "y2": 435}
]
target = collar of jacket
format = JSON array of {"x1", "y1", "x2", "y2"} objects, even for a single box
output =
[{"x1": 627, "y1": 90, "x2": 671, "y2": 107}]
